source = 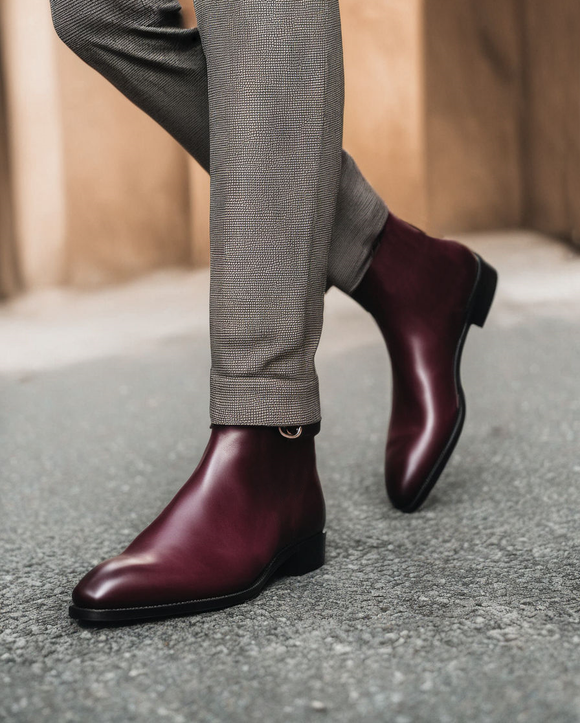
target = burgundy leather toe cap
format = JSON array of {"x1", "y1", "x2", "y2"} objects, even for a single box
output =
[
  {"x1": 385, "y1": 407, "x2": 462, "y2": 512},
  {"x1": 72, "y1": 555, "x2": 149, "y2": 610}
]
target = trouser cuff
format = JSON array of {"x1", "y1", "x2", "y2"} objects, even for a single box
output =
[{"x1": 209, "y1": 370, "x2": 321, "y2": 426}]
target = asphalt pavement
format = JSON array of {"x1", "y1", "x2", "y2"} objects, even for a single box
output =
[{"x1": 1, "y1": 232, "x2": 579, "y2": 722}]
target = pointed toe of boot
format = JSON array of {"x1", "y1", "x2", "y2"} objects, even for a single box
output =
[
  {"x1": 71, "y1": 554, "x2": 153, "y2": 613},
  {"x1": 71, "y1": 558, "x2": 124, "y2": 610},
  {"x1": 385, "y1": 453, "x2": 425, "y2": 513},
  {"x1": 386, "y1": 479, "x2": 416, "y2": 514},
  {"x1": 385, "y1": 415, "x2": 465, "y2": 512},
  {"x1": 386, "y1": 471, "x2": 434, "y2": 513}
]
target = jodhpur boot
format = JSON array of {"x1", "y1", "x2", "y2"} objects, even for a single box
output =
[
  {"x1": 69, "y1": 423, "x2": 325, "y2": 622},
  {"x1": 352, "y1": 213, "x2": 498, "y2": 513}
]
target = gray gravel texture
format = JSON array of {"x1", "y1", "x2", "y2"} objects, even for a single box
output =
[{"x1": 1, "y1": 298, "x2": 580, "y2": 722}]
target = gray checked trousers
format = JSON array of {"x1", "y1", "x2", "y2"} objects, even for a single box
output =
[{"x1": 50, "y1": 0, "x2": 389, "y2": 426}]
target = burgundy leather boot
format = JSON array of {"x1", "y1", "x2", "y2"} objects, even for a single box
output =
[
  {"x1": 69, "y1": 423, "x2": 325, "y2": 622},
  {"x1": 352, "y1": 213, "x2": 498, "y2": 513}
]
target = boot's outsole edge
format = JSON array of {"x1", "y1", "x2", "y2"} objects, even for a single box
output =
[{"x1": 69, "y1": 531, "x2": 326, "y2": 623}]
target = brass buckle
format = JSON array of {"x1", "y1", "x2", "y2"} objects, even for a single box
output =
[{"x1": 278, "y1": 426, "x2": 303, "y2": 439}]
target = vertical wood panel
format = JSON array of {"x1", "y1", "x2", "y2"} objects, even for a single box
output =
[
  {"x1": 523, "y1": 0, "x2": 580, "y2": 245},
  {"x1": 0, "y1": 38, "x2": 21, "y2": 297},
  {"x1": 424, "y1": 0, "x2": 524, "y2": 234},
  {"x1": 56, "y1": 38, "x2": 192, "y2": 287},
  {"x1": 341, "y1": 0, "x2": 428, "y2": 226},
  {"x1": 0, "y1": 0, "x2": 66, "y2": 289}
]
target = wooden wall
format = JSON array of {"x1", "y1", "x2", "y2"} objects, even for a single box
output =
[{"x1": 0, "y1": 0, "x2": 578, "y2": 297}]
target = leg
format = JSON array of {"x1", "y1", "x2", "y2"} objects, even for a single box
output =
[
  {"x1": 194, "y1": 0, "x2": 343, "y2": 425},
  {"x1": 63, "y1": 0, "x2": 343, "y2": 623},
  {"x1": 50, "y1": 0, "x2": 499, "y2": 515},
  {"x1": 49, "y1": 0, "x2": 388, "y2": 296}
]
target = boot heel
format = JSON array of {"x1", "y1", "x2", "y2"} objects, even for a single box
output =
[
  {"x1": 279, "y1": 532, "x2": 326, "y2": 576},
  {"x1": 470, "y1": 255, "x2": 498, "y2": 328}
]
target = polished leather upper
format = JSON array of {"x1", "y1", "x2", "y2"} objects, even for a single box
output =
[
  {"x1": 352, "y1": 213, "x2": 479, "y2": 510},
  {"x1": 72, "y1": 425, "x2": 325, "y2": 609}
]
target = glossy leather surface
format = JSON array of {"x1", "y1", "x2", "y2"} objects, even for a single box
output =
[
  {"x1": 72, "y1": 425, "x2": 325, "y2": 609},
  {"x1": 352, "y1": 213, "x2": 479, "y2": 511}
]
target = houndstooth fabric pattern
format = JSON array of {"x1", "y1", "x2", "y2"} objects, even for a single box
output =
[{"x1": 50, "y1": 0, "x2": 388, "y2": 425}]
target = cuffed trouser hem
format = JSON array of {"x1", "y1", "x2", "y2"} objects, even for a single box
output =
[
  {"x1": 209, "y1": 371, "x2": 321, "y2": 427},
  {"x1": 327, "y1": 153, "x2": 390, "y2": 295}
]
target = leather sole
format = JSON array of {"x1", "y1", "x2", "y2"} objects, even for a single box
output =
[
  {"x1": 397, "y1": 254, "x2": 498, "y2": 513},
  {"x1": 69, "y1": 531, "x2": 326, "y2": 623}
]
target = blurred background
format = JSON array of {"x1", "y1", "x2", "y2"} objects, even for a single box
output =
[{"x1": 1, "y1": 0, "x2": 578, "y2": 298}]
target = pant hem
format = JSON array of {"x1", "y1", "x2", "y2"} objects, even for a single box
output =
[{"x1": 209, "y1": 370, "x2": 321, "y2": 426}]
